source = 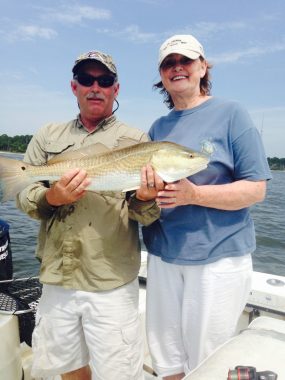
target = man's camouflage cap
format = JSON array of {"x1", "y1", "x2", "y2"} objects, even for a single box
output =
[{"x1": 72, "y1": 51, "x2": 117, "y2": 75}]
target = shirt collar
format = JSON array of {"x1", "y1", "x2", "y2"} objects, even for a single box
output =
[{"x1": 75, "y1": 114, "x2": 117, "y2": 132}]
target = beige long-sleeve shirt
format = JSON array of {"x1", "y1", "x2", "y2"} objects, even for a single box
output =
[{"x1": 17, "y1": 115, "x2": 160, "y2": 291}]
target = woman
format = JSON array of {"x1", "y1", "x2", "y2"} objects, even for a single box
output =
[{"x1": 138, "y1": 35, "x2": 272, "y2": 380}]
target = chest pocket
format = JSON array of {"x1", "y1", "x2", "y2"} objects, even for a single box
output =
[{"x1": 46, "y1": 141, "x2": 75, "y2": 161}]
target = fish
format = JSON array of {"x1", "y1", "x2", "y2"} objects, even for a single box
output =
[{"x1": 0, "y1": 140, "x2": 209, "y2": 202}]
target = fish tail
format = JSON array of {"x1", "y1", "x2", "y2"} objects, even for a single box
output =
[{"x1": 0, "y1": 157, "x2": 33, "y2": 202}]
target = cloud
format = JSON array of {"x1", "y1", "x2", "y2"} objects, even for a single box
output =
[
  {"x1": 134, "y1": 0, "x2": 166, "y2": 4},
  {"x1": 210, "y1": 42, "x2": 285, "y2": 64},
  {"x1": 96, "y1": 21, "x2": 245, "y2": 45},
  {"x1": 1, "y1": 25, "x2": 57, "y2": 42},
  {"x1": 96, "y1": 24, "x2": 160, "y2": 44},
  {"x1": 40, "y1": 4, "x2": 111, "y2": 24},
  {"x1": 176, "y1": 21, "x2": 247, "y2": 40},
  {"x1": 0, "y1": 3, "x2": 111, "y2": 42}
]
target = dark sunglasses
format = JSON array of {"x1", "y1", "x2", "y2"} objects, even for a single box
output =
[
  {"x1": 160, "y1": 56, "x2": 194, "y2": 70},
  {"x1": 74, "y1": 73, "x2": 116, "y2": 88}
]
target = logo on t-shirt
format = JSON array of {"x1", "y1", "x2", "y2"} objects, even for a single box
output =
[{"x1": 201, "y1": 139, "x2": 215, "y2": 156}]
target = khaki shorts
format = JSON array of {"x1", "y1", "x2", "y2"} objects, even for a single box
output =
[{"x1": 31, "y1": 279, "x2": 144, "y2": 379}]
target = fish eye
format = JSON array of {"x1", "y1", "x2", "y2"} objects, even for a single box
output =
[
  {"x1": 21, "y1": 166, "x2": 26, "y2": 171},
  {"x1": 189, "y1": 154, "x2": 194, "y2": 158}
]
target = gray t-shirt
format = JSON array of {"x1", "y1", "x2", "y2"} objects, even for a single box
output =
[{"x1": 142, "y1": 97, "x2": 272, "y2": 264}]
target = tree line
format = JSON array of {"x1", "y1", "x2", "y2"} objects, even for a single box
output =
[
  {"x1": 0, "y1": 134, "x2": 284, "y2": 170},
  {"x1": 267, "y1": 157, "x2": 285, "y2": 170},
  {"x1": 0, "y1": 134, "x2": 32, "y2": 153}
]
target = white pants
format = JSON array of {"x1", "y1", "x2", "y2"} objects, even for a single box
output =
[
  {"x1": 146, "y1": 254, "x2": 252, "y2": 377},
  {"x1": 32, "y1": 279, "x2": 144, "y2": 380}
]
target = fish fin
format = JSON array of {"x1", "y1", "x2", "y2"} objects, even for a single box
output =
[
  {"x1": 0, "y1": 157, "x2": 33, "y2": 202},
  {"x1": 113, "y1": 137, "x2": 141, "y2": 150},
  {"x1": 47, "y1": 143, "x2": 112, "y2": 164},
  {"x1": 154, "y1": 169, "x2": 179, "y2": 183},
  {"x1": 121, "y1": 185, "x2": 140, "y2": 192},
  {"x1": 47, "y1": 138, "x2": 141, "y2": 165}
]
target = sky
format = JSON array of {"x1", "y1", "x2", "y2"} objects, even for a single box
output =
[{"x1": 0, "y1": 0, "x2": 284, "y2": 157}]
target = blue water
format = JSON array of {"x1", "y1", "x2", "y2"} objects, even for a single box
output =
[
  {"x1": 250, "y1": 171, "x2": 285, "y2": 276},
  {"x1": 0, "y1": 152, "x2": 284, "y2": 277}
]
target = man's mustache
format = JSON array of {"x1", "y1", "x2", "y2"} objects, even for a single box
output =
[{"x1": 86, "y1": 92, "x2": 105, "y2": 100}]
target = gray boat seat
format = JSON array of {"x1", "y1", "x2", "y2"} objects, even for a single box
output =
[{"x1": 183, "y1": 316, "x2": 285, "y2": 380}]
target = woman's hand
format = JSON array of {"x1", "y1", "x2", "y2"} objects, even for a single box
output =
[{"x1": 156, "y1": 178, "x2": 197, "y2": 208}]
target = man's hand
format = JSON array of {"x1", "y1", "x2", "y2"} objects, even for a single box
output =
[
  {"x1": 46, "y1": 168, "x2": 91, "y2": 206},
  {"x1": 135, "y1": 164, "x2": 165, "y2": 201}
]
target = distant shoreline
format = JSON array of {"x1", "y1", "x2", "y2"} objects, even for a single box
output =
[{"x1": 0, "y1": 151, "x2": 24, "y2": 156}]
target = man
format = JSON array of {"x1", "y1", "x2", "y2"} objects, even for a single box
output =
[{"x1": 17, "y1": 50, "x2": 160, "y2": 380}]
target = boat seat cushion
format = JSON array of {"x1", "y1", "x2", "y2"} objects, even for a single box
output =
[{"x1": 184, "y1": 316, "x2": 285, "y2": 380}]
